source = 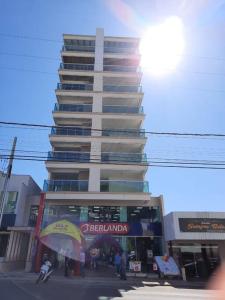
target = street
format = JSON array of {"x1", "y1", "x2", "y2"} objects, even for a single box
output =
[{"x1": 0, "y1": 276, "x2": 215, "y2": 300}]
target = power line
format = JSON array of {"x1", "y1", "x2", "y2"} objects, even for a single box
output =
[
  {"x1": 0, "y1": 121, "x2": 225, "y2": 138},
  {"x1": 1, "y1": 154, "x2": 225, "y2": 170},
  {"x1": 1, "y1": 32, "x2": 225, "y2": 62}
]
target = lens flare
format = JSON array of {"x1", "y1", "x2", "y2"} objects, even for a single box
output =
[{"x1": 140, "y1": 16, "x2": 185, "y2": 76}]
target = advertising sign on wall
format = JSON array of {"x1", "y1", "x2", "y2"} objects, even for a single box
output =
[
  {"x1": 80, "y1": 223, "x2": 129, "y2": 235},
  {"x1": 179, "y1": 218, "x2": 225, "y2": 233}
]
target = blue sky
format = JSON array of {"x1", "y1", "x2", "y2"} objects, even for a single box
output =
[{"x1": 0, "y1": 0, "x2": 225, "y2": 213}]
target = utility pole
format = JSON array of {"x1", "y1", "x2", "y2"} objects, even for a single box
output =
[{"x1": 0, "y1": 137, "x2": 17, "y2": 228}]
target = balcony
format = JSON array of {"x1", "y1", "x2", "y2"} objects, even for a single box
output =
[
  {"x1": 102, "y1": 128, "x2": 145, "y2": 138},
  {"x1": 100, "y1": 180, "x2": 149, "y2": 193},
  {"x1": 103, "y1": 65, "x2": 140, "y2": 73},
  {"x1": 43, "y1": 180, "x2": 88, "y2": 192},
  {"x1": 54, "y1": 103, "x2": 92, "y2": 112},
  {"x1": 103, "y1": 105, "x2": 143, "y2": 114},
  {"x1": 101, "y1": 152, "x2": 147, "y2": 164},
  {"x1": 60, "y1": 63, "x2": 94, "y2": 71},
  {"x1": 57, "y1": 83, "x2": 93, "y2": 91},
  {"x1": 103, "y1": 85, "x2": 142, "y2": 93},
  {"x1": 51, "y1": 127, "x2": 91, "y2": 136},
  {"x1": 47, "y1": 151, "x2": 90, "y2": 162},
  {"x1": 62, "y1": 45, "x2": 95, "y2": 52},
  {"x1": 104, "y1": 46, "x2": 139, "y2": 55}
]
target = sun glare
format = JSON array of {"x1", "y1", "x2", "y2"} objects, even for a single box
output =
[{"x1": 140, "y1": 16, "x2": 185, "y2": 76}]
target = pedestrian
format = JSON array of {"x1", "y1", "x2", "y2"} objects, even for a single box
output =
[
  {"x1": 120, "y1": 251, "x2": 127, "y2": 280},
  {"x1": 114, "y1": 252, "x2": 121, "y2": 275},
  {"x1": 80, "y1": 249, "x2": 85, "y2": 277},
  {"x1": 64, "y1": 256, "x2": 69, "y2": 277}
]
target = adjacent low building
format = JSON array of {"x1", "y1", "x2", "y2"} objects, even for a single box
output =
[
  {"x1": 0, "y1": 173, "x2": 41, "y2": 271},
  {"x1": 164, "y1": 211, "x2": 225, "y2": 279}
]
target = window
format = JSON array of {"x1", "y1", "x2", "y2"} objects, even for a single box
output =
[
  {"x1": 28, "y1": 205, "x2": 39, "y2": 227},
  {"x1": 0, "y1": 191, "x2": 18, "y2": 214}
]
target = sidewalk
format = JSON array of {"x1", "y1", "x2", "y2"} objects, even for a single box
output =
[{"x1": 0, "y1": 270, "x2": 208, "y2": 289}]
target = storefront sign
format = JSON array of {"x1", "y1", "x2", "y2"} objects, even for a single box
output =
[
  {"x1": 179, "y1": 218, "x2": 225, "y2": 233},
  {"x1": 80, "y1": 223, "x2": 129, "y2": 235},
  {"x1": 129, "y1": 261, "x2": 141, "y2": 272}
]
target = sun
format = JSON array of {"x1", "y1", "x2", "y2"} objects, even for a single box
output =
[{"x1": 140, "y1": 16, "x2": 185, "y2": 76}]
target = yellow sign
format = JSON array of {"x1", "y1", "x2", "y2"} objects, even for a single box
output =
[{"x1": 40, "y1": 219, "x2": 83, "y2": 242}]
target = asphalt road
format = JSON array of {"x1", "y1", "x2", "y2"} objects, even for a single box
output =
[{"x1": 0, "y1": 277, "x2": 215, "y2": 300}]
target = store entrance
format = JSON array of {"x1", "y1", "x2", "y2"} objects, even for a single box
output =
[
  {"x1": 174, "y1": 244, "x2": 220, "y2": 280},
  {"x1": 86, "y1": 235, "x2": 122, "y2": 273}
]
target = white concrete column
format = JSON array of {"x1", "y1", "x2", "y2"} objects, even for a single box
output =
[
  {"x1": 11, "y1": 232, "x2": 20, "y2": 261},
  {"x1": 93, "y1": 73, "x2": 103, "y2": 92},
  {"x1": 93, "y1": 93, "x2": 102, "y2": 113},
  {"x1": 6, "y1": 231, "x2": 15, "y2": 261},
  {"x1": 14, "y1": 233, "x2": 22, "y2": 260},
  {"x1": 92, "y1": 116, "x2": 102, "y2": 137},
  {"x1": 90, "y1": 140, "x2": 101, "y2": 163},
  {"x1": 25, "y1": 233, "x2": 34, "y2": 272},
  {"x1": 88, "y1": 166, "x2": 100, "y2": 192},
  {"x1": 94, "y1": 28, "x2": 104, "y2": 71}
]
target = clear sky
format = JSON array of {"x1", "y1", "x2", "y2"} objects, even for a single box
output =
[{"x1": 0, "y1": 0, "x2": 225, "y2": 214}]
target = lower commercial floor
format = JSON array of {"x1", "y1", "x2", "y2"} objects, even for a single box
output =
[
  {"x1": 168, "y1": 241, "x2": 224, "y2": 279},
  {"x1": 35, "y1": 199, "x2": 165, "y2": 274},
  {"x1": 164, "y1": 211, "x2": 225, "y2": 280},
  {"x1": 0, "y1": 227, "x2": 35, "y2": 272}
]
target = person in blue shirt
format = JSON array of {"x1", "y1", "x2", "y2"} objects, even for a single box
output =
[{"x1": 114, "y1": 252, "x2": 121, "y2": 274}]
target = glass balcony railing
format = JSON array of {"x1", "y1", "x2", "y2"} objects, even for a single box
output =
[
  {"x1": 57, "y1": 83, "x2": 93, "y2": 91},
  {"x1": 54, "y1": 103, "x2": 92, "y2": 112},
  {"x1": 103, "y1": 105, "x2": 143, "y2": 114},
  {"x1": 100, "y1": 180, "x2": 149, "y2": 193},
  {"x1": 43, "y1": 180, "x2": 88, "y2": 192},
  {"x1": 103, "y1": 65, "x2": 140, "y2": 72},
  {"x1": 47, "y1": 151, "x2": 90, "y2": 162},
  {"x1": 51, "y1": 127, "x2": 145, "y2": 138},
  {"x1": 102, "y1": 128, "x2": 145, "y2": 138},
  {"x1": 104, "y1": 47, "x2": 139, "y2": 54},
  {"x1": 103, "y1": 85, "x2": 142, "y2": 93},
  {"x1": 51, "y1": 127, "x2": 91, "y2": 136},
  {"x1": 62, "y1": 45, "x2": 95, "y2": 52},
  {"x1": 101, "y1": 152, "x2": 147, "y2": 164},
  {"x1": 60, "y1": 63, "x2": 94, "y2": 71}
]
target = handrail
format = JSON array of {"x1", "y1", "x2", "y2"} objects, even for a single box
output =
[{"x1": 54, "y1": 103, "x2": 92, "y2": 112}]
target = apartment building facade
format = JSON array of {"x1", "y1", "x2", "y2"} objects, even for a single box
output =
[{"x1": 42, "y1": 28, "x2": 164, "y2": 272}]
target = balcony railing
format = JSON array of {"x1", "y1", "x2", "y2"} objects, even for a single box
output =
[
  {"x1": 104, "y1": 47, "x2": 139, "y2": 54},
  {"x1": 62, "y1": 45, "x2": 95, "y2": 52},
  {"x1": 100, "y1": 180, "x2": 149, "y2": 193},
  {"x1": 54, "y1": 103, "x2": 92, "y2": 112},
  {"x1": 103, "y1": 105, "x2": 143, "y2": 114},
  {"x1": 47, "y1": 151, "x2": 90, "y2": 162},
  {"x1": 51, "y1": 127, "x2": 91, "y2": 136},
  {"x1": 43, "y1": 180, "x2": 148, "y2": 193},
  {"x1": 103, "y1": 65, "x2": 140, "y2": 73},
  {"x1": 103, "y1": 85, "x2": 142, "y2": 93},
  {"x1": 102, "y1": 128, "x2": 145, "y2": 138},
  {"x1": 51, "y1": 127, "x2": 145, "y2": 138},
  {"x1": 101, "y1": 152, "x2": 147, "y2": 164},
  {"x1": 60, "y1": 63, "x2": 94, "y2": 71},
  {"x1": 43, "y1": 180, "x2": 88, "y2": 192},
  {"x1": 57, "y1": 83, "x2": 93, "y2": 91}
]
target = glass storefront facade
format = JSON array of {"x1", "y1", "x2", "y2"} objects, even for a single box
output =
[
  {"x1": 170, "y1": 243, "x2": 220, "y2": 279},
  {"x1": 42, "y1": 204, "x2": 163, "y2": 272}
]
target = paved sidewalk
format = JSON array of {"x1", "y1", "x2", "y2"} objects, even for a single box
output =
[{"x1": 0, "y1": 270, "x2": 208, "y2": 289}]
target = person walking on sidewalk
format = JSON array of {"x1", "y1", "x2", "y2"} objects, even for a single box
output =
[
  {"x1": 114, "y1": 252, "x2": 121, "y2": 275},
  {"x1": 120, "y1": 251, "x2": 127, "y2": 280},
  {"x1": 80, "y1": 249, "x2": 85, "y2": 277}
]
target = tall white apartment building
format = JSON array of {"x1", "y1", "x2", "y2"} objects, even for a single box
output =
[{"x1": 43, "y1": 28, "x2": 164, "y2": 271}]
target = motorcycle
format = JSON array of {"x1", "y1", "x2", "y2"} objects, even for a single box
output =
[{"x1": 36, "y1": 260, "x2": 53, "y2": 284}]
